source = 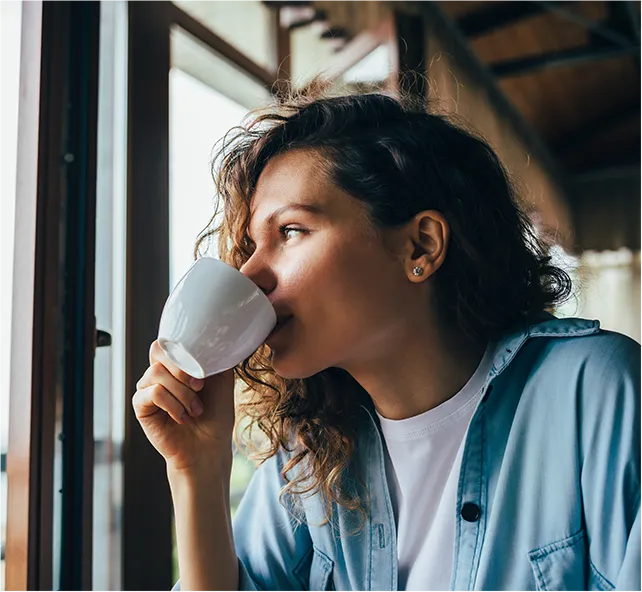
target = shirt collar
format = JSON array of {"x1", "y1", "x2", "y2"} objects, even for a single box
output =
[
  {"x1": 359, "y1": 312, "x2": 601, "y2": 421},
  {"x1": 490, "y1": 312, "x2": 601, "y2": 379}
]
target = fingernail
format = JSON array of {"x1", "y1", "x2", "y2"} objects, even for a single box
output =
[
  {"x1": 190, "y1": 377, "x2": 203, "y2": 391},
  {"x1": 190, "y1": 398, "x2": 204, "y2": 416}
]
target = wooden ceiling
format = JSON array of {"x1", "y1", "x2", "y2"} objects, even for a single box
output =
[
  {"x1": 438, "y1": 1, "x2": 641, "y2": 174},
  {"x1": 270, "y1": 1, "x2": 640, "y2": 176}
]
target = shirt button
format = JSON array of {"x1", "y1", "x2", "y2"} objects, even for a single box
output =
[{"x1": 461, "y1": 502, "x2": 481, "y2": 522}]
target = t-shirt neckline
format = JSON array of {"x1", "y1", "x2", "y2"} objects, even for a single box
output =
[{"x1": 376, "y1": 341, "x2": 496, "y2": 441}]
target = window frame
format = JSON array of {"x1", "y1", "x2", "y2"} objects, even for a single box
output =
[
  {"x1": 5, "y1": 2, "x2": 100, "y2": 590},
  {"x1": 5, "y1": 2, "x2": 425, "y2": 589}
]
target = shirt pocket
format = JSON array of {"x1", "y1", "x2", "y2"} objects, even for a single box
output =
[
  {"x1": 528, "y1": 529, "x2": 592, "y2": 591},
  {"x1": 294, "y1": 547, "x2": 334, "y2": 592},
  {"x1": 309, "y1": 547, "x2": 335, "y2": 591}
]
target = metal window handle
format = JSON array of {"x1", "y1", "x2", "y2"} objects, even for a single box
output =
[{"x1": 95, "y1": 329, "x2": 112, "y2": 348}]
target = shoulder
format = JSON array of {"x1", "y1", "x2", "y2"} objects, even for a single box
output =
[
  {"x1": 533, "y1": 323, "x2": 639, "y2": 365},
  {"x1": 516, "y1": 327, "x2": 640, "y2": 495},
  {"x1": 545, "y1": 328, "x2": 639, "y2": 396},
  {"x1": 525, "y1": 325, "x2": 640, "y2": 394},
  {"x1": 540, "y1": 329, "x2": 640, "y2": 456},
  {"x1": 510, "y1": 325, "x2": 640, "y2": 441}
]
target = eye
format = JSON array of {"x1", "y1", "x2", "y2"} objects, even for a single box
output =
[
  {"x1": 242, "y1": 235, "x2": 256, "y2": 255},
  {"x1": 279, "y1": 225, "x2": 307, "y2": 240}
]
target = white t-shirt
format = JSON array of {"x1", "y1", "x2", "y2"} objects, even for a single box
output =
[{"x1": 376, "y1": 343, "x2": 496, "y2": 591}]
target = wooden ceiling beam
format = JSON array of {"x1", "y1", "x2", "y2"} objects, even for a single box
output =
[
  {"x1": 278, "y1": 6, "x2": 328, "y2": 31},
  {"x1": 555, "y1": 103, "x2": 641, "y2": 157},
  {"x1": 534, "y1": 1, "x2": 633, "y2": 49},
  {"x1": 606, "y1": 1, "x2": 641, "y2": 67},
  {"x1": 456, "y1": 1, "x2": 566, "y2": 38},
  {"x1": 262, "y1": 1, "x2": 312, "y2": 8},
  {"x1": 607, "y1": 0, "x2": 642, "y2": 41},
  {"x1": 490, "y1": 44, "x2": 640, "y2": 77}
]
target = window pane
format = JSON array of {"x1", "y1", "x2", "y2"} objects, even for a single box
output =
[
  {"x1": 169, "y1": 26, "x2": 272, "y2": 581},
  {"x1": 291, "y1": 26, "x2": 392, "y2": 93},
  {"x1": 92, "y1": 2, "x2": 128, "y2": 589},
  {"x1": 172, "y1": 1, "x2": 275, "y2": 72},
  {"x1": 342, "y1": 45, "x2": 391, "y2": 85},
  {"x1": 172, "y1": 25, "x2": 271, "y2": 111},
  {"x1": 578, "y1": 250, "x2": 641, "y2": 342},
  {"x1": 169, "y1": 26, "x2": 271, "y2": 286},
  {"x1": 291, "y1": 23, "x2": 336, "y2": 88},
  {"x1": 331, "y1": 44, "x2": 392, "y2": 94},
  {"x1": 0, "y1": 1, "x2": 22, "y2": 588}
]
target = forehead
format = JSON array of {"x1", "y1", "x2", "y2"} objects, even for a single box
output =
[
  {"x1": 247, "y1": 149, "x2": 373, "y2": 240},
  {"x1": 251, "y1": 149, "x2": 331, "y2": 215}
]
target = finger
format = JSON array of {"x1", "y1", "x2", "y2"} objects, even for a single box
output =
[
  {"x1": 133, "y1": 383, "x2": 188, "y2": 425},
  {"x1": 149, "y1": 340, "x2": 204, "y2": 392},
  {"x1": 137, "y1": 361, "x2": 204, "y2": 418}
]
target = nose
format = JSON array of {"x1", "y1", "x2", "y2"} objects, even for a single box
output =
[{"x1": 239, "y1": 253, "x2": 275, "y2": 297}]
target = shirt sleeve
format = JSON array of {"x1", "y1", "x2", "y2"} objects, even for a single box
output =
[
  {"x1": 615, "y1": 506, "x2": 640, "y2": 591},
  {"x1": 171, "y1": 448, "x2": 314, "y2": 591},
  {"x1": 234, "y1": 448, "x2": 314, "y2": 590},
  {"x1": 578, "y1": 331, "x2": 641, "y2": 591}
]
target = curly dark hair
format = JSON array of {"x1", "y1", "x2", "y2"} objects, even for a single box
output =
[{"x1": 194, "y1": 89, "x2": 573, "y2": 524}]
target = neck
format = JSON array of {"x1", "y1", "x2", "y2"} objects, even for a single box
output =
[{"x1": 343, "y1": 315, "x2": 488, "y2": 421}]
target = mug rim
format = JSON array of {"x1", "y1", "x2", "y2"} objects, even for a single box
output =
[{"x1": 179, "y1": 256, "x2": 275, "y2": 313}]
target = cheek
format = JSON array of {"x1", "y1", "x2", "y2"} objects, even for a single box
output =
[
  {"x1": 269, "y1": 246, "x2": 404, "y2": 377},
  {"x1": 295, "y1": 241, "x2": 367, "y2": 296},
  {"x1": 298, "y1": 241, "x2": 402, "y2": 328}
]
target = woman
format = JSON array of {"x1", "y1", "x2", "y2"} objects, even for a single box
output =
[{"x1": 133, "y1": 93, "x2": 640, "y2": 591}]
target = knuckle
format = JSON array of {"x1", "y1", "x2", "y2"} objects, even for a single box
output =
[
  {"x1": 149, "y1": 361, "x2": 166, "y2": 380},
  {"x1": 149, "y1": 383, "x2": 166, "y2": 399},
  {"x1": 149, "y1": 339, "x2": 162, "y2": 363},
  {"x1": 131, "y1": 388, "x2": 148, "y2": 413}
]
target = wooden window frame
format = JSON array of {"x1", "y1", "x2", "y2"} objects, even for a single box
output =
[
  {"x1": 123, "y1": 3, "x2": 282, "y2": 589},
  {"x1": 6, "y1": 2, "x2": 100, "y2": 590},
  {"x1": 5, "y1": 2, "x2": 425, "y2": 589}
]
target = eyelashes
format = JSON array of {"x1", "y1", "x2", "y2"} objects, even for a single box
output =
[
  {"x1": 242, "y1": 225, "x2": 309, "y2": 255},
  {"x1": 278, "y1": 225, "x2": 308, "y2": 240}
]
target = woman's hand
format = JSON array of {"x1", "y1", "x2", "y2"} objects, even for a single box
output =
[{"x1": 132, "y1": 340, "x2": 236, "y2": 472}]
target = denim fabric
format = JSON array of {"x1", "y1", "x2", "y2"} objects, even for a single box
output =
[{"x1": 173, "y1": 314, "x2": 640, "y2": 590}]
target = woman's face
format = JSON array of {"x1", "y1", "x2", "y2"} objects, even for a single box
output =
[{"x1": 241, "y1": 149, "x2": 419, "y2": 379}]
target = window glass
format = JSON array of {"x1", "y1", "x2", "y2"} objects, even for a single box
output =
[
  {"x1": 0, "y1": 1, "x2": 23, "y2": 587},
  {"x1": 172, "y1": 26, "x2": 272, "y2": 111},
  {"x1": 173, "y1": 1, "x2": 275, "y2": 72},
  {"x1": 291, "y1": 24, "x2": 392, "y2": 93},
  {"x1": 578, "y1": 249, "x2": 640, "y2": 342},
  {"x1": 342, "y1": 44, "x2": 390, "y2": 83},
  {"x1": 290, "y1": 22, "x2": 336, "y2": 88},
  {"x1": 169, "y1": 25, "x2": 272, "y2": 582},
  {"x1": 170, "y1": 27, "x2": 271, "y2": 285},
  {"x1": 92, "y1": 2, "x2": 128, "y2": 589}
]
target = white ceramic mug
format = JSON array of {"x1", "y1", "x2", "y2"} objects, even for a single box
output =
[{"x1": 157, "y1": 257, "x2": 276, "y2": 378}]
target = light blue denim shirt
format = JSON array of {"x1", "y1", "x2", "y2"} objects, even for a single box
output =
[{"x1": 173, "y1": 314, "x2": 641, "y2": 591}]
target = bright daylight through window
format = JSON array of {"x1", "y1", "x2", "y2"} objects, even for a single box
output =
[{"x1": 0, "y1": 0, "x2": 22, "y2": 592}]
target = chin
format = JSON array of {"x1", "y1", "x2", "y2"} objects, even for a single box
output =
[{"x1": 270, "y1": 349, "x2": 326, "y2": 380}]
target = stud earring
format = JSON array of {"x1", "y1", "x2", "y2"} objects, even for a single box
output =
[{"x1": 412, "y1": 266, "x2": 424, "y2": 276}]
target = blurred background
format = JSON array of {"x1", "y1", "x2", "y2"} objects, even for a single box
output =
[{"x1": 1, "y1": 1, "x2": 639, "y2": 589}]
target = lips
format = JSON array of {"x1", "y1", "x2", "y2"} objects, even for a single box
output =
[{"x1": 267, "y1": 315, "x2": 294, "y2": 343}]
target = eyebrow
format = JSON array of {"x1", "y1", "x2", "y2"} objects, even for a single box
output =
[{"x1": 247, "y1": 203, "x2": 326, "y2": 240}]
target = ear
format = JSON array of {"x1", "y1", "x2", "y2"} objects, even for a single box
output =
[{"x1": 402, "y1": 210, "x2": 450, "y2": 282}]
